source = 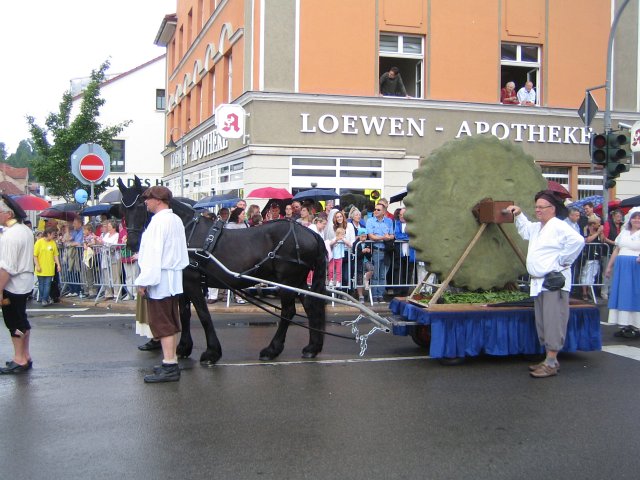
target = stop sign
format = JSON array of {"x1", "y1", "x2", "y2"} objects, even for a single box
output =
[{"x1": 79, "y1": 154, "x2": 107, "y2": 182}]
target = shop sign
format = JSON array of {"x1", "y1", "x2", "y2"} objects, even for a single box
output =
[
  {"x1": 300, "y1": 113, "x2": 591, "y2": 145},
  {"x1": 169, "y1": 129, "x2": 229, "y2": 170}
]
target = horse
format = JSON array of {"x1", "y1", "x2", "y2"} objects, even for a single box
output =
[{"x1": 118, "y1": 177, "x2": 327, "y2": 365}]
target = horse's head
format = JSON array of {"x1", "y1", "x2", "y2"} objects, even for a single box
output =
[{"x1": 118, "y1": 176, "x2": 148, "y2": 252}]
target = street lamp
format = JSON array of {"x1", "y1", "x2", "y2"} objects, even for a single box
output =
[{"x1": 166, "y1": 127, "x2": 184, "y2": 196}]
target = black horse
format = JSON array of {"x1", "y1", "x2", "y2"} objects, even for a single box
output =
[{"x1": 118, "y1": 178, "x2": 327, "y2": 365}]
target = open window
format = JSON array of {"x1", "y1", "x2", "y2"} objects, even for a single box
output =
[
  {"x1": 379, "y1": 33, "x2": 424, "y2": 98},
  {"x1": 501, "y1": 43, "x2": 541, "y2": 104}
]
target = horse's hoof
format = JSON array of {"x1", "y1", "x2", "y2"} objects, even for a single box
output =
[
  {"x1": 176, "y1": 345, "x2": 193, "y2": 359},
  {"x1": 259, "y1": 350, "x2": 278, "y2": 361},
  {"x1": 200, "y1": 351, "x2": 221, "y2": 366},
  {"x1": 302, "y1": 345, "x2": 322, "y2": 359},
  {"x1": 200, "y1": 359, "x2": 217, "y2": 368}
]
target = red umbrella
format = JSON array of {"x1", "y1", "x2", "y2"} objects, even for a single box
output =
[
  {"x1": 39, "y1": 208, "x2": 79, "y2": 221},
  {"x1": 593, "y1": 200, "x2": 631, "y2": 216},
  {"x1": 547, "y1": 180, "x2": 572, "y2": 199},
  {"x1": 9, "y1": 194, "x2": 50, "y2": 211},
  {"x1": 247, "y1": 187, "x2": 292, "y2": 200}
]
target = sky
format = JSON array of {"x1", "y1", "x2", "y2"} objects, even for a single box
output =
[{"x1": 0, "y1": 0, "x2": 176, "y2": 154}]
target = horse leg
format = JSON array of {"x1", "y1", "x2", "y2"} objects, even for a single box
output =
[
  {"x1": 259, "y1": 292, "x2": 296, "y2": 361},
  {"x1": 176, "y1": 295, "x2": 194, "y2": 359},
  {"x1": 189, "y1": 281, "x2": 222, "y2": 366},
  {"x1": 301, "y1": 257, "x2": 327, "y2": 358},
  {"x1": 301, "y1": 292, "x2": 326, "y2": 358}
]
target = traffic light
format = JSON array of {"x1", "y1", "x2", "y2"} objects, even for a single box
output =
[
  {"x1": 606, "y1": 132, "x2": 629, "y2": 163},
  {"x1": 590, "y1": 133, "x2": 607, "y2": 165},
  {"x1": 604, "y1": 131, "x2": 631, "y2": 189},
  {"x1": 365, "y1": 189, "x2": 381, "y2": 202}
]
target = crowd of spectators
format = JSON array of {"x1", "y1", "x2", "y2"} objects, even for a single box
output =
[{"x1": 196, "y1": 196, "x2": 417, "y2": 304}]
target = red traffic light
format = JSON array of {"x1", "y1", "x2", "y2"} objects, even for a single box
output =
[{"x1": 592, "y1": 134, "x2": 607, "y2": 149}]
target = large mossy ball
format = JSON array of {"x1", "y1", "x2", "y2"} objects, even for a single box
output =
[{"x1": 404, "y1": 136, "x2": 547, "y2": 291}]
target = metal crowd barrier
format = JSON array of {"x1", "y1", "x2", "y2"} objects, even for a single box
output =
[
  {"x1": 56, "y1": 240, "x2": 610, "y2": 306},
  {"x1": 569, "y1": 241, "x2": 611, "y2": 302},
  {"x1": 58, "y1": 243, "x2": 131, "y2": 302}
]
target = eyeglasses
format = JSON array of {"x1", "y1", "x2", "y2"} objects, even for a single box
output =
[
  {"x1": 534, "y1": 205, "x2": 553, "y2": 210},
  {"x1": 374, "y1": 208, "x2": 383, "y2": 211}
]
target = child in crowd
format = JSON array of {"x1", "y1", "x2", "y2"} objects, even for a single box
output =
[
  {"x1": 33, "y1": 227, "x2": 61, "y2": 306},
  {"x1": 581, "y1": 216, "x2": 605, "y2": 301},
  {"x1": 328, "y1": 227, "x2": 346, "y2": 287},
  {"x1": 352, "y1": 227, "x2": 373, "y2": 303}
]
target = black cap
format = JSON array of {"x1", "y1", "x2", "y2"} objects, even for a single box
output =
[{"x1": 0, "y1": 194, "x2": 27, "y2": 220}]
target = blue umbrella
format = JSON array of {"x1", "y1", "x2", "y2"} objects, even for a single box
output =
[
  {"x1": 81, "y1": 204, "x2": 118, "y2": 217},
  {"x1": 194, "y1": 193, "x2": 241, "y2": 209},
  {"x1": 567, "y1": 195, "x2": 603, "y2": 213},
  {"x1": 389, "y1": 189, "x2": 407, "y2": 203},
  {"x1": 292, "y1": 188, "x2": 339, "y2": 201}
]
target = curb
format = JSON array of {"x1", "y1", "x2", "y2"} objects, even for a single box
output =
[{"x1": 61, "y1": 296, "x2": 392, "y2": 314}]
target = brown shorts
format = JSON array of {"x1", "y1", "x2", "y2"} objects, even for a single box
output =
[{"x1": 146, "y1": 296, "x2": 181, "y2": 338}]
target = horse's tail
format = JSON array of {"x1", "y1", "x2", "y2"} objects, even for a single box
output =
[
  {"x1": 306, "y1": 230, "x2": 327, "y2": 343},
  {"x1": 309, "y1": 230, "x2": 327, "y2": 297}
]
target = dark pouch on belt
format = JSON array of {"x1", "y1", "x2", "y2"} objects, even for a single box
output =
[{"x1": 542, "y1": 271, "x2": 565, "y2": 291}]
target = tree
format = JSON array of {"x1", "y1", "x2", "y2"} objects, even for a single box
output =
[
  {"x1": 5, "y1": 139, "x2": 41, "y2": 177},
  {"x1": 0, "y1": 142, "x2": 7, "y2": 162},
  {"x1": 27, "y1": 60, "x2": 131, "y2": 201}
]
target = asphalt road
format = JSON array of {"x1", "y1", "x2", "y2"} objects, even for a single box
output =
[{"x1": 1, "y1": 301, "x2": 639, "y2": 479}]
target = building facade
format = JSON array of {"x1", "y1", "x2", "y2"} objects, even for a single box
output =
[
  {"x1": 155, "y1": 0, "x2": 640, "y2": 202},
  {"x1": 71, "y1": 55, "x2": 167, "y2": 196}
]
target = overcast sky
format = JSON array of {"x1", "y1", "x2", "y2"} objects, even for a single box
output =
[{"x1": 0, "y1": 0, "x2": 175, "y2": 154}]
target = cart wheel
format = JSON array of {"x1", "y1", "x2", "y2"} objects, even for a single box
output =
[{"x1": 409, "y1": 325, "x2": 431, "y2": 352}]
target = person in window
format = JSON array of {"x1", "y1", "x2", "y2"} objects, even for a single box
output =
[
  {"x1": 379, "y1": 67, "x2": 408, "y2": 97},
  {"x1": 517, "y1": 81, "x2": 536, "y2": 106},
  {"x1": 500, "y1": 81, "x2": 519, "y2": 104}
]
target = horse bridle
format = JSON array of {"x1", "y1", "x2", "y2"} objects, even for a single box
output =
[{"x1": 121, "y1": 193, "x2": 150, "y2": 239}]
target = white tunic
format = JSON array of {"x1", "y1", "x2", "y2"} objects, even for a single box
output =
[
  {"x1": 135, "y1": 209, "x2": 189, "y2": 300},
  {"x1": 515, "y1": 214, "x2": 585, "y2": 296},
  {"x1": 0, "y1": 222, "x2": 34, "y2": 294}
]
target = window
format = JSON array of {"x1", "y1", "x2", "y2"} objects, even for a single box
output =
[
  {"x1": 501, "y1": 43, "x2": 541, "y2": 105},
  {"x1": 110, "y1": 140, "x2": 125, "y2": 173},
  {"x1": 541, "y1": 165, "x2": 604, "y2": 199},
  {"x1": 379, "y1": 33, "x2": 424, "y2": 98},
  {"x1": 156, "y1": 89, "x2": 166, "y2": 110},
  {"x1": 290, "y1": 157, "x2": 383, "y2": 192}
]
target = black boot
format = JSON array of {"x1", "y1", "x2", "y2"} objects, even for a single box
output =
[
  {"x1": 138, "y1": 339, "x2": 162, "y2": 351},
  {"x1": 144, "y1": 363, "x2": 180, "y2": 383}
]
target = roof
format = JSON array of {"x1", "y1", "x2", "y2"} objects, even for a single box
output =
[
  {"x1": 71, "y1": 54, "x2": 166, "y2": 101},
  {"x1": 0, "y1": 163, "x2": 28, "y2": 179},
  {"x1": 154, "y1": 14, "x2": 178, "y2": 47},
  {"x1": 0, "y1": 181, "x2": 24, "y2": 195}
]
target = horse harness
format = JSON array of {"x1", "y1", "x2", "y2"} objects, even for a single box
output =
[{"x1": 185, "y1": 218, "x2": 315, "y2": 275}]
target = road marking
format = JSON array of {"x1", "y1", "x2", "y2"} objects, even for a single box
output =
[
  {"x1": 214, "y1": 355, "x2": 428, "y2": 367},
  {"x1": 70, "y1": 313, "x2": 135, "y2": 318},
  {"x1": 27, "y1": 308, "x2": 89, "y2": 313},
  {"x1": 602, "y1": 345, "x2": 640, "y2": 361}
]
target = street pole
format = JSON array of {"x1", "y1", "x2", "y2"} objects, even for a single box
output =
[
  {"x1": 602, "y1": 0, "x2": 631, "y2": 222},
  {"x1": 179, "y1": 134, "x2": 184, "y2": 197}
]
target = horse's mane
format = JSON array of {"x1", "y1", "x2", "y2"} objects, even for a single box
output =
[{"x1": 169, "y1": 198, "x2": 196, "y2": 221}]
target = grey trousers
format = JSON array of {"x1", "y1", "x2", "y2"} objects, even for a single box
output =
[{"x1": 533, "y1": 290, "x2": 570, "y2": 352}]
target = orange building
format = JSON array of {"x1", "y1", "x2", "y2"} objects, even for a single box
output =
[{"x1": 154, "y1": 0, "x2": 640, "y2": 201}]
